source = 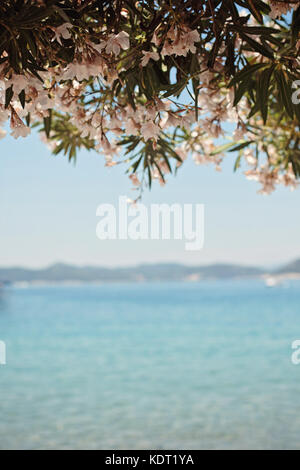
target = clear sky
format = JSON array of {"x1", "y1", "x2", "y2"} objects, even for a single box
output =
[{"x1": 1, "y1": 129, "x2": 299, "y2": 268}]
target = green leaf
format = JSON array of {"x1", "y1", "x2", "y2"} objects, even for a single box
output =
[
  {"x1": 22, "y1": 30, "x2": 37, "y2": 57},
  {"x1": 147, "y1": 161, "x2": 152, "y2": 188},
  {"x1": 233, "y1": 79, "x2": 251, "y2": 106},
  {"x1": 292, "y1": 5, "x2": 300, "y2": 42},
  {"x1": 247, "y1": 0, "x2": 263, "y2": 24},
  {"x1": 19, "y1": 89, "x2": 26, "y2": 109},
  {"x1": 234, "y1": 155, "x2": 242, "y2": 172},
  {"x1": 161, "y1": 79, "x2": 187, "y2": 98},
  {"x1": 43, "y1": 109, "x2": 52, "y2": 138},
  {"x1": 257, "y1": 65, "x2": 275, "y2": 123},
  {"x1": 239, "y1": 32, "x2": 274, "y2": 59},
  {"x1": 210, "y1": 142, "x2": 238, "y2": 156},
  {"x1": 153, "y1": 160, "x2": 166, "y2": 183},
  {"x1": 125, "y1": 82, "x2": 136, "y2": 110},
  {"x1": 131, "y1": 155, "x2": 143, "y2": 173},
  {"x1": 54, "y1": 6, "x2": 71, "y2": 23},
  {"x1": 25, "y1": 113, "x2": 31, "y2": 127},
  {"x1": 5, "y1": 86, "x2": 13, "y2": 109},
  {"x1": 229, "y1": 63, "x2": 266, "y2": 88},
  {"x1": 229, "y1": 141, "x2": 254, "y2": 152},
  {"x1": 274, "y1": 69, "x2": 294, "y2": 119}
]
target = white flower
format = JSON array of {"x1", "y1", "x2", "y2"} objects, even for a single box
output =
[
  {"x1": 151, "y1": 30, "x2": 162, "y2": 47},
  {"x1": 61, "y1": 61, "x2": 93, "y2": 81},
  {"x1": 91, "y1": 112, "x2": 102, "y2": 128},
  {"x1": 185, "y1": 29, "x2": 200, "y2": 45},
  {"x1": 52, "y1": 23, "x2": 72, "y2": 45},
  {"x1": 245, "y1": 165, "x2": 280, "y2": 194},
  {"x1": 10, "y1": 111, "x2": 31, "y2": 139},
  {"x1": 173, "y1": 29, "x2": 199, "y2": 56},
  {"x1": 144, "y1": 106, "x2": 156, "y2": 120},
  {"x1": 103, "y1": 31, "x2": 130, "y2": 55},
  {"x1": 161, "y1": 41, "x2": 174, "y2": 57},
  {"x1": 141, "y1": 51, "x2": 159, "y2": 67},
  {"x1": 109, "y1": 114, "x2": 122, "y2": 130},
  {"x1": 161, "y1": 27, "x2": 200, "y2": 57},
  {"x1": 233, "y1": 127, "x2": 246, "y2": 141},
  {"x1": 125, "y1": 118, "x2": 140, "y2": 136},
  {"x1": 8, "y1": 74, "x2": 28, "y2": 94},
  {"x1": 269, "y1": 1, "x2": 292, "y2": 19},
  {"x1": 279, "y1": 163, "x2": 298, "y2": 190},
  {"x1": 244, "y1": 169, "x2": 259, "y2": 182},
  {"x1": 10, "y1": 124, "x2": 31, "y2": 139},
  {"x1": 244, "y1": 148, "x2": 256, "y2": 166},
  {"x1": 129, "y1": 173, "x2": 140, "y2": 186},
  {"x1": 140, "y1": 121, "x2": 160, "y2": 141}
]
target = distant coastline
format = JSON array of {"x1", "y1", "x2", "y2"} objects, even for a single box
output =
[{"x1": 1, "y1": 259, "x2": 300, "y2": 286}]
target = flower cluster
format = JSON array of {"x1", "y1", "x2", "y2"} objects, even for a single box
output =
[
  {"x1": 268, "y1": 1, "x2": 299, "y2": 19},
  {"x1": 0, "y1": 0, "x2": 300, "y2": 196},
  {"x1": 245, "y1": 164, "x2": 298, "y2": 195},
  {"x1": 158, "y1": 26, "x2": 200, "y2": 57}
]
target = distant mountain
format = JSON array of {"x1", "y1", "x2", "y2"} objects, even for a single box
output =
[
  {"x1": 0, "y1": 262, "x2": 264, "y2": 284},
  {"x1": 276, "y1": 259, "x2": 300, "y2": 274}
]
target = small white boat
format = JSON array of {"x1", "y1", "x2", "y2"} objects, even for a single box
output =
[{"x1": 264, "y1": 276, "x2": 281, "y2": 288}]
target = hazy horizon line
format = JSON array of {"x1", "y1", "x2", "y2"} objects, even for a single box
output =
[{"x1": 0, "y1": 257, "x2": 298, "y2": 271}]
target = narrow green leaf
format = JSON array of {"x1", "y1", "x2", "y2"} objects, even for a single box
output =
[
  {"x1": 210, "y1": 142, "x2": 238, "y2": 156},
  {"x1": 234, "y1": 155, "x2": 242, "y2": 172},
  {"x1": 247, "y1": 0, "x2": 263, "y2": 24},
  {"x1": 239, "y1": 32, "x2": 274, "y2": 59},
  {"x1": 229, "y1": 141, "x2": 254, "y2": 152},
  {"x1": 19, "y1": 89, "x2": 26, "y2": 109},
  {"x1": 257, "y1": 65, "x2": 275, "y2": 123},
  {"x1": 5, "y1": 86, "x2": 13, "y2": 109},
  {"x1": 54, "y1": 6, "x2": 71, "y2": 23},
  {"x1": 43, "y1": 109, "x2": 52, "y2": 138},
  {"x1": 274, "y1": 69, "x2": 294, "y2": 119},
  {"x1": 228, "y1": 63, "x2": 266, "y2": 88}
]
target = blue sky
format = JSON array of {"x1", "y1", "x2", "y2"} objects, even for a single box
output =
[{"x1": 1, "y1": 129, "x2": 300, "y2": 268}]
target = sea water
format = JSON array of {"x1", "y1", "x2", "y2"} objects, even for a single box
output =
[{"x1": 0, "y1": 280, "x2": 299, "y2": 449}]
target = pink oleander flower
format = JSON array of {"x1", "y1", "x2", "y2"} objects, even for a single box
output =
[
  {"x1": 140, "y1": 121, "x2": 160, "y2": 141},
  {"x1": 8, "y1": 74, "x2": 28, "y2": 94},
  {"x1": 125, "y1": 118, "x2": 140, "y2": 136},
  {"x1": 151, "y1": 30, "x2": 162, "y2": 47},
  {"x1": 52, "y1": 22, "x2": 72, "y2": 45},
  {"x1": 244, "y1": 148, "x2": 257, "y2": 166},
  {"x1": 129, "y1": 173, "x2": 140, "y2": 186},
  {"x1": 161, "y1": 27, "x2": 200, "y2": 57},
  {"x1": 269, "y1": 1, "x2": 293, "y2": 19},
  {"x1": 280, "y1": 164, "x2": 298, "y2": 190},
  {"x1": 61, "y1": 60, "x2": 97, "y2": 81},
  {"x1": 245, "y1": 165, "x2": 280, "y2": 194},
  {"x1": 97, "y1": 31, "x2": 130, "y2": 56},
  {"x1": 141, "y1": 51, "x2": 159, "y2": 67},
  {"x1": 10, "y1": 111, "x2": 31, "y2": 139},
  {"x1": 233, "y1": 127, "x2": 246, "y2": 141},
  {"x1": 105, "y1": 161, "x2": 117, "y2": 167}
]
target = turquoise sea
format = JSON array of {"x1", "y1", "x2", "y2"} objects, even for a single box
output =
[{"x1": 0, "y1": 280, "x2": 299, "y2": 450}]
